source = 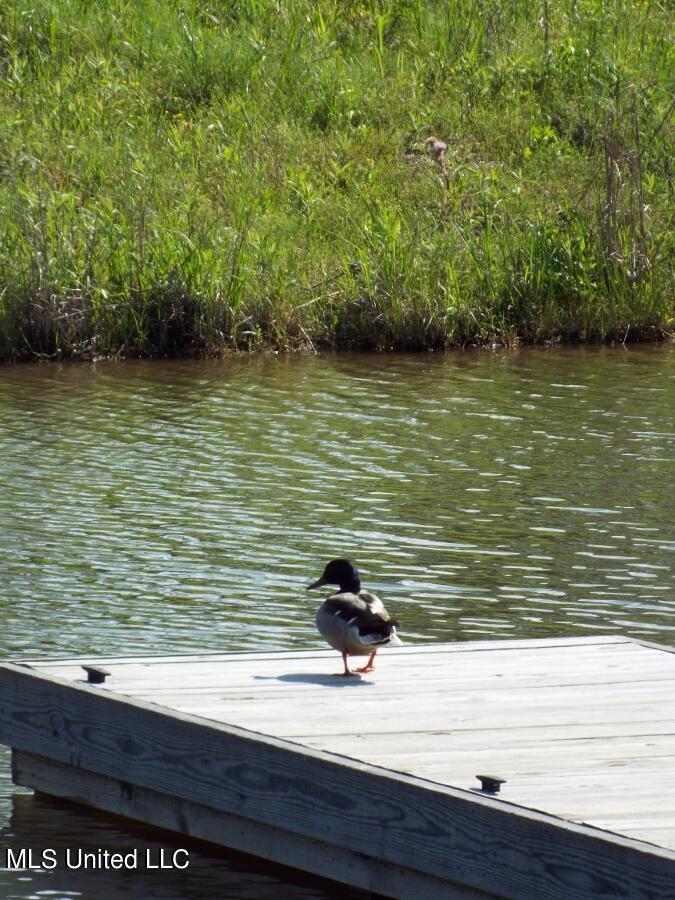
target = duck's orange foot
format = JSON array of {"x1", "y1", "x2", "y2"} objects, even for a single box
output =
[
  {"x1": 355, "y1": 651, "x2": 377, "y2": 673},
  {"x1": 333, "y1": 670, "x2": 360, "y2": 677}
]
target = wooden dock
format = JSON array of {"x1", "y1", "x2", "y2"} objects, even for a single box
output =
[{"x1": 1, "y1": 635, "x2": 674, "y2": 899}]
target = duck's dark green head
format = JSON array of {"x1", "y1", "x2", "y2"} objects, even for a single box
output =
[{"x1": 307, "y1": 559, "x2": 361, "y2": 594}]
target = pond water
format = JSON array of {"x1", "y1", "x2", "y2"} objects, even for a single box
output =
[{"x1": 1, "y1": 346, "x2": 673, "y2": 898}]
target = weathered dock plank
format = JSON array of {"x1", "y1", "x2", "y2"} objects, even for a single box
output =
[{"x1": 1, "y1": 636, "x2": 674, "y2": 899}]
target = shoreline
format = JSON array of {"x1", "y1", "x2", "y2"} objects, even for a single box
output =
[{"x1": 1, "y1": 328, "x2": 672, "y2": 365}]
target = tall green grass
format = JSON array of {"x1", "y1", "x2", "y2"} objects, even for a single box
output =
[{"x1": 0, "y1": 0, "x2": 672, "y2": 359}]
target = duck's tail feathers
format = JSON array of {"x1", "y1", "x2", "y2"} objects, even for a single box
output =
[
  {"x1": 386, "y1": 626, "x2": 403, "y2": 646},
  {"x1": 358, "y1": 622, "x2": 402, "y2": 647}
]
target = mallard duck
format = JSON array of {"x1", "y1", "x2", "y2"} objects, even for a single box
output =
[{"x1": 307, "y1": 559, "x2": 401, "y2": 676}]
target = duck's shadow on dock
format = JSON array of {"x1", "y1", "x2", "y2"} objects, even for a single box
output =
[{"x1": 254, "y1": 673, "x2": 374, "y2": 687}]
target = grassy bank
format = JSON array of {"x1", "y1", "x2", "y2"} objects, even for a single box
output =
[{"x1": 0, "y1": 0, "x2": 673, "y2": 359}]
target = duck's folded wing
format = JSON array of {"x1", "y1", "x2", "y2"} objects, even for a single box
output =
[
  {"x1": 322, "y1": 594, "x2": 398, "y2": 644},
  {"x1": 357, "y1": 616, "x2": 399, "y2": 643},
  {"x1": 359, "y1": 590, "x2": 388, "y2": 617}
]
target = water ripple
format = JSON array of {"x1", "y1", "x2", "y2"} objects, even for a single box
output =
[{"x1": 0, "y1": 346, "x2": 674, "y2": 662}]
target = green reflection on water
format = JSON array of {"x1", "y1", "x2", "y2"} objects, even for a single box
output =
[{"x1": 1, "y1": 346, "x2": 673, "y2": 661}]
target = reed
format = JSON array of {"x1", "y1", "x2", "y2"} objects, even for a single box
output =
[{"x1": 0, "y1": 0, "x2": 672, "y2": 360}]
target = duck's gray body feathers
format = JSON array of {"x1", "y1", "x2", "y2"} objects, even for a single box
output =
[{"x1": 315, "y1": 590, "x2": 402, "y2": 656}]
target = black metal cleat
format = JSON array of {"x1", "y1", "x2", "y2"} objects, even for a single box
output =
[
  {"x1": 476, "y1": 774, "x2": 506, "y2": 794},
  {"x1": 82, "y1": 665, "x2": 111, "y2": 685}
]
